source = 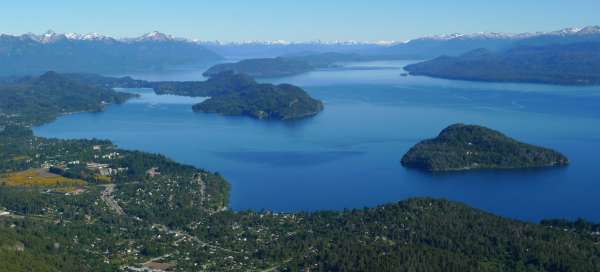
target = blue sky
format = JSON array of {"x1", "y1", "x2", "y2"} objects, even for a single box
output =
[{"x1": 2, "y1": 0, "x2": 599, "y2": 41}]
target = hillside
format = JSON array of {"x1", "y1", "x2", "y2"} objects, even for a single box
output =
[
  {"x1": 404, "y1": 42, "x2": 600, "y2": 85},
  {"x1": 0, "y1": 71, "x2": 134, "y2": 125},
  {"x1": 401, "y1": 124, "x2": 569, "y2": 171}
]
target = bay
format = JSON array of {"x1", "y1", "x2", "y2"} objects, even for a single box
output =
[{"x1": 34, "y1": 61, "x2": 600, "y2": 221}]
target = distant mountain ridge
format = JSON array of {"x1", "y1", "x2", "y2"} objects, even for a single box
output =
[
  {"x1": 6, "y1": 25, "x2": 599, "y2": 46},
  {"x1": 200, "y1": 25, "x2": 600, "y2": 59},
  {"x1": 198, "y1": 41, "x2": 393, "y2": 59},
  {"x1": 0, "y1": 30, "x2": 395, "y2": 44},
  {"x1": 0, "y1": 31, "x2": 222, "y2": 76}
]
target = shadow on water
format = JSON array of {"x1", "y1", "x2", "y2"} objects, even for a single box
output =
[{"x1": 402, "y1": 164, "x2": 571, "y2": 183}]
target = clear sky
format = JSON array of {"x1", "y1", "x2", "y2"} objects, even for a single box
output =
[{"x1": 1, "y1": 0, "x2": 599, "y2": 42}]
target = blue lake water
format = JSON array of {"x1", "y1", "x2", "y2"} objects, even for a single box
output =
[{"x1": 34, "y1": 61, "x2": 600, "y2": 222}]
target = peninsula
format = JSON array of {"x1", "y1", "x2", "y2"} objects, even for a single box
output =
[{"x1": 404, "y1": 43, "x2": 600, "y2": 85}]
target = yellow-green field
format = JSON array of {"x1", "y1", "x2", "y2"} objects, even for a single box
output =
[
  {"x1": 95, "y1": 175, "x2": 112, "y2": 183},
  {"x1": 10, "y1": 155, "x2": 30, "y2": 161},
  {"x1": 0, "y1": 169, "x2": 86, "y2": 187}
]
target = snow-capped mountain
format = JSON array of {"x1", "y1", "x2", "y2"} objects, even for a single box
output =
[
  {"x1": 64, "y1": 32, "x2": 113, "y2": 41},
  {"x1": 580, "y1": 25, "x2": 600, "y2": 34},
  {"x1": 5, "y1": 30, "x2": 114, "y2": 43},
  {"x1": 129, "y1": 31, "x2": 185, "y2": 42},
  {"x1": 0, "y1": 30, "x2": 190, "y2": 44},
  {"x1": 139, "y1": 31, "x2": 173, "y2": 41}
]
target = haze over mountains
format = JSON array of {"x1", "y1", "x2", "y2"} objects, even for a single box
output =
[{"x1": 2, "y1": 26, "x2": 600, "y2": 76}]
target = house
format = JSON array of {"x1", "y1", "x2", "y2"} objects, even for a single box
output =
[
  {"x1": 92, "y1": 145, "x2": 102, "y2": 151},
  {"x1": 87, "y1": 163, "x2": 127, "y2": 177},
  {"x1": 87, "y1": 162, "x2": 110, "y2": 170},
  {"x1": 146, "y1": 167, "x2": 161, "y2": 177},
  {"x1": 101, "y1": 152, "x2": 120, "y2": 160},
  {"x1": 0, "y1": 211, "x2": 10, "y2": 216},
  {"x1": 143, "y1": 261, "x2": 175, "y2": 271},
  {"x1": 98, "y1": 168, "x2": 111, "y2": 176}
]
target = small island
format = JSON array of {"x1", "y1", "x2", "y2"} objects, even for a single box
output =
[
  {"x1": 192, "y1": 73, "x2": 324, "y2": 120},
  {"x1": 401, "y1": 124, "x2": 569, "y2": 172}
]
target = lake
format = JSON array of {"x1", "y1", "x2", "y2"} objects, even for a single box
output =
[{"x1": 35, "y1": 61, "x2": 600, "y2": 222}]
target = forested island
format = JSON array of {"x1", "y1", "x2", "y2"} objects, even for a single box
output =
[
  {"x1": 203, "y1": 57, "x2": 313, "y2": 78},
  {"x1": 404, "y1": 42, "x2": 600, "y2": 85},
  {"x1": 401, "y1": 124, "x2": 569, "y2": 172},
  {"x1": 0, "y1": 72, "x2": 599, "y2": 271},
  {"x1": 192, "y1": 72, "x2": 324, "y2": 120},
  {"x1": 203, "y1": 52, "x2": 366, "y2": 78}
]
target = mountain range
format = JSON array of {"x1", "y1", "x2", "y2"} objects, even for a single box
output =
[
  {"x1": 2, "y1": 26, "x2": 600, "y2": 76},
  {"x1": 0, "y1": 31, "x2": 222, "y2": 76}
]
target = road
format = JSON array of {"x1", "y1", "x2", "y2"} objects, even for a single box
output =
[{"x1": 100, "y1": 184, "x2": 124, "y2": 215}]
